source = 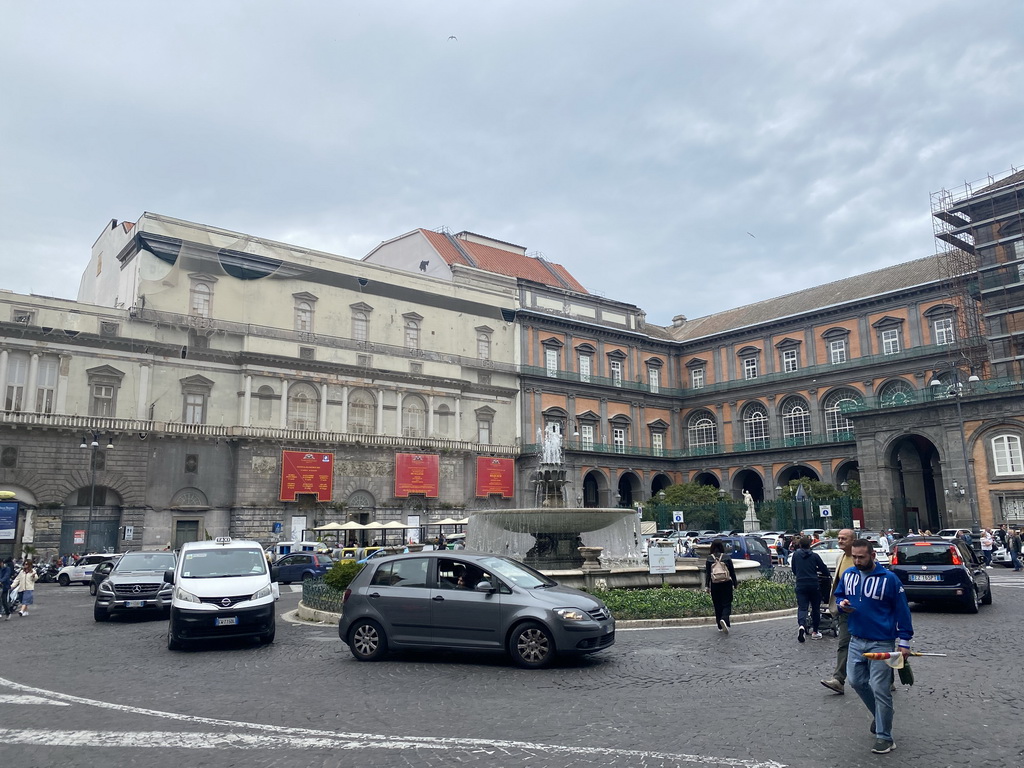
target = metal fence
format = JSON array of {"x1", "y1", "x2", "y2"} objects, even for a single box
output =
[{"x1": 301, "y1": 578, "x2": 344, "y2": 613}]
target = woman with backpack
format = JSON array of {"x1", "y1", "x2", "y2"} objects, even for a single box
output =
[{"x1": 705, "y1": 539, "x2": 738, "y2": 633}]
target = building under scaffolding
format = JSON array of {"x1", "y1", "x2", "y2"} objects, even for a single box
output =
[{"x1": 932, "y1": 167, "x2": 1024, "y2": 379}]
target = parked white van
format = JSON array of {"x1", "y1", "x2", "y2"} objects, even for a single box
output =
[{"x1": 164, "y1": 537, "x2": 278, "y2": 650}]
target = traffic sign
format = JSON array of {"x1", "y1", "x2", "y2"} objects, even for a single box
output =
[
  {"x1": 819, "y1": 505, "x2": 832, "y2": 518},
  {"x1": 673, "y1": 512, "x2": 685, "y2": 524}
]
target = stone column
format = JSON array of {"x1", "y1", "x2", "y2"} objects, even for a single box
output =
[
  {"x1": 377, "y1": 389, "x2": 385, "y2": 434},
  {"x1": 340, "y1": 386, "x2": 349, "y2": 433},
  {"x1": 319, "y1": 383, "x2": 328, "y2": 432},
  {"x1": 26, "y1": 353, "x2": 39, "y2": 411},
  {"x1": 137, "y1": 363, "x2": 151, "y2": 421},
  {"x1": 280, "y1": 379, "x2": 290, "y2": 428},
  {"x1": 427, "y1": 394, "x2": 435, "y2": 436}
]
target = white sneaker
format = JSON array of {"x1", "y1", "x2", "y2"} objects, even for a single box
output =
[
  {"x1": 986, "y1": 565, "x2": 993, "y2": 569},
  {"x1": 811, "y1": 631, "x2": 823, "y2": 639}
]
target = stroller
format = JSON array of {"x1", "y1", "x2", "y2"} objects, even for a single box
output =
[{"x1": 817, "y1": 573, "x2": 839, "y2": 637}]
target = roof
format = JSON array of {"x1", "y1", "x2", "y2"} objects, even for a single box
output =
[
  {"x1": 975, "y1": 168, "x2": 1024, "y2": 195},
  {"x1": 667, "y1": 256, "x2": 944, "y2": 341},
  {"x1": 419, "y1": 229, "x2": 588, "y2": 293}
]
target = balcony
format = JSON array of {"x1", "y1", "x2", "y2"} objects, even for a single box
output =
[
  {"x1": 519, "y1": 366, "x2": 684, "y2": 397},
  {"x1": 0, "y1": 411, "x2": 519, "y2": 456},
  {"x1": 839, "y1": 376, "x2": 1024, "y2": 413}
]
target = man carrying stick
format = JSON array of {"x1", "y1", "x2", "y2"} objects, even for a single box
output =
[{"x1": 835, "y1": 538, "x2": 914, "y2": 755}]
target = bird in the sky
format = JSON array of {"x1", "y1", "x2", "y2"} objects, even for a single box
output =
[
  {"x1": 746, "y1": 232, "x2": 756, "y2": 238},
  {"x1": 448, "y1": 35, "x2": 457, "y2": 41}
]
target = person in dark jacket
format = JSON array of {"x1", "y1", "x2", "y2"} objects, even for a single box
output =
[
  {"x1": 790, "y1": 536, "x2": 830, "y2": 642},
  {"x1": 704, "y1": 539, "x2": 738, "y2": 633},
  {"x1": 0, "y1": 558, "x2": 13, "y2": 619}
]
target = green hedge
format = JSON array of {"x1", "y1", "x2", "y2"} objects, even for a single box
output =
[{"x1": 591, "y1": 579, "x2": 797, "y2": 621}]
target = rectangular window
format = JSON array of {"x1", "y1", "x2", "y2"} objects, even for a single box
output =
[
  {"x1": 782, "y1": 349, "x2": 799, "y2": 373},
  {"x1": 993, "y1": 435, "x2": 1024, "y2": 475},
  {"x1": 648, "y1": 368, "x2": 660, "y2": 394},
  {"x1": 4, "y1": 354, "x2": 27, "y2": 411},
  {"x1": 830, "y1": 340, "x2": 847, "y2": 365},
  {"x1": 609, "y1": 359, "x2": 622, "y2": 386},
  {"x1": 183, "y1": 393, "x2": 206, "y2": 424},
  {"x1": 612, "y1": 427, "x2": 626, "y2": 454},
  {"x1": 579, "y1": 355, "x2": 591, "y2": 383},
  {"x1": 651, "y1": 432, "x2": 664, "y2": 457},
  {"x1": 92, "y1": 384, "x2": 114, "y2": 417},
  {"x1": 477, "y1": 420, "x2": 491, "y2": 445},
  {"x1": 580, "y1": 424, "x2": 594, "y2": 451},
  {"x1": 691, "y1": 367, "x2": 705, "y2": 389},
  {"x1": 477, "y1": 334, "x2": 491, "y2": 360},
  {"x1": 934, "y1": 318, "x2": 955, "y2": 346},
  {"x1": 743, "y1": 357, "x2": 758, "y2": 380},
  {"x1": 881, "y1": 328, "x2": 900, "y2": 355},
  {"x1": 405, "y1": 322, "x2": 420, "y2": 350},
  {"x1": 11, "y1": 309, "x2": 34, "y2": 325},
  {"x1": 545, "y1": 348, "x2": 558, "y2": 377}
]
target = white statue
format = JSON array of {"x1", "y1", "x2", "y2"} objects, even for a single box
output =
[
  {"x1": 539, "y1": 424, "x2": 563, "y2": 465},
  {"x1": 743, "y1": 489, "x2": 755, "y2": 515}
]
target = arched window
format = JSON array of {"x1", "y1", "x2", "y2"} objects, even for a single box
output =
[
  {"x1": 402, "y1": 395, "x2": 426, "y2": 438},
  {"x1": 295, "y1": 301, "x2": 313, "y2": 332},
  {"x1": 992, "y1": 435, "x2": 1024, "y2": 475},
  {"x1": 824, "y1": 389, "x2": 862, "y2": 441},
  {"x1": 190, "y1": 282, "x2": 212, "y2": 318},
  {"x1": 256, "y1": 385, "x2": 274, "y2": 422},
  {"x1": 352, "y1": 311, "x2": 368, "y2": 342},
  {"x1": 781, "y1": 397, "x2": 811, "y2": 446},
  {"x1": 687, "y1": 411, "x2": 718, "y2": 453},
  {"x1": 287, "y1": 383, "x2": 319, "y2": 431},
  {"x1": 743, "y1": 402, "x2": 770, "y2": 449},
  {"x1": 878, "y1": 380, "x2": 916, "y2": 408},
  {"x1": 405, "y1": 317, "x2": 420, "y2": 350},
  {"x1": 348, "y1": 389, "x2": 375, "y2": 435}
]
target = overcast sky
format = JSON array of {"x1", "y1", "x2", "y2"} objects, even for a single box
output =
[{"x1": 2, "y1": 1, "x2": 1023, "y2": 326}]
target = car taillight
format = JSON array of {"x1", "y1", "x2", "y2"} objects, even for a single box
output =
[
  {"x1": 950, "y1": 547, "x2": 963, "y2": 566},
  {"x1": 342, "y1": 588, "x2": 352, "y2": 604}
]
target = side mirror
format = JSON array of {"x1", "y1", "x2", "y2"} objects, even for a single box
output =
[
  {"x1": 163, "y1": 569, "x2": 175, "y2": 585},
  {"x1": 474, "y1": 581, "x2": 495, "y2": 593},
  {"x1": 270, "y1": 566, "x2": 280, "y2": 583}
]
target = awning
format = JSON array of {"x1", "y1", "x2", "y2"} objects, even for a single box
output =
[{"x1": 313, "y1": 522, "x2": 346, "y2": 531}]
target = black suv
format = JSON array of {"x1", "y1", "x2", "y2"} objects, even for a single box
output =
[
  {"x1": 890, "y1": 536, "x2": 992, "y2": 612},
  {"x1": 94, "y1": 550, "x2": 177, "y2": 621}
]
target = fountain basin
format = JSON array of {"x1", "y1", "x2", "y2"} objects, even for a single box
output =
[{"x1": 471, "y1": 508, "x2": 635, "y2": 534}]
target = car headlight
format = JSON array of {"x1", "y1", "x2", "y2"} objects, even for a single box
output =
[
  {"x1": 97, "y1": 580, "x2": 115, "y2": 595},
  {"x1": 554, "y1": 607, "x2": 587, "y2": 621},
  {"x1": 174, "y1": 587, "x2": 201, "y2": 604},
  {"x1": 251, "y1": 584, "x2": 273, "y2": 600}
]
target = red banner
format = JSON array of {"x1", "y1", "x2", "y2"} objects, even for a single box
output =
[
  {"x1": 476, "y1": 457, "x2": 515, "y2": 498},
  {"x1": 280, "y1": 451, "x2": 334, "y2": 501},
  {"x1": 394, "y1": 453, "x2": 440, "y2": 498}
]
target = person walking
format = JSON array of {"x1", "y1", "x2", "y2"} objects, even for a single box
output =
[
  {"x1": 790, "y1": 536, "x2": 830, "y2": 642},
  {"x1": 1008, "y1": 528, "x2": 1023, "y2": 572},
  {"x1": 11, "y1": 559, "x2": 38, "y2": 617},
  {"x1": 705, "y1": 539, "x2": 738, "y2": 634},
  {"x1": 0, "y1": 557, "x2": 14, "y2": 619},
  {"x1": 980, "y1": 529, "x2": 994, "y2": 568},
  {"x1": 835, "y1": 539, "x2": 914, "y2": 755},
  {"x1": 821, "y1": 528, "x2": 856, "y2": 694}
]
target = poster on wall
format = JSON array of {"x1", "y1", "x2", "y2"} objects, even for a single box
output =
[
  {"x1": 475, "y1": 457, "x2": 515, "y2": 498},
  {"x1": 0, "y1": 501, "x2": 17, "y2": 540},
  {"x1": 394, "y1": 453, "x2": 440, "y2": 498},
  {"x1": 279, "y1": 451, "x2": 334, "y2": 501}
]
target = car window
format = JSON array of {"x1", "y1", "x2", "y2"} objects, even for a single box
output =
[
  {"x1": 745, "y1": 538, "x2": 768, "y2": 555},
  {"x1": 296, "y1": 555, "x2": 313, "y2": 565},
  {"x1": 181, "y1": 548, "x2": 268, "y2": 578},
  {"x1": 114, "y1": 552, "x2": 176, "y2": 573},
  {"x1": 897, "y1": 544, "x2": 954, "y2": 565},
  {"x1": 436, "y1": 559, "x2": 489, "y2": 590},
  {"x1": 369, "y1": 558, "x2": 429, "y2": 588}
]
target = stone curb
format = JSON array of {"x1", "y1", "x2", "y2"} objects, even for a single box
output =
[{"x1": 292, "y1": 602, "x2": 796, "y2": 628}]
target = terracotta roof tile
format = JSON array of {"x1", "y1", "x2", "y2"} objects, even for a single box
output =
[{"x1": 420, "y1": 229, "x2": 469, "y2": 267}]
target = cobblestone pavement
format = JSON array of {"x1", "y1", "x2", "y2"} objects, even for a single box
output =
[{"x1": 1, "y1": 574, "x2": 1022, "y2": 768}]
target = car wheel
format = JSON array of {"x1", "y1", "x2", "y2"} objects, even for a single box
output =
[
  {"x1": 89, "y1": 583, "x2": 97, "y2": 596},
  {"x1": 964, "y1": 586, "x2": 981, "y2": 614},
  {"x1": 301, "y1": 572, "x2": 314, "y2": 581},
  {"x1": 508, "y1": 621, "x2": 556, "y2": 669},
  {"x1": 93, "y1": 606, "x2": 110, "y2": 622},
  {"x1": 981, "y1": 585, "x2": 993, "y2": 605},
  {"x1": 349, "y1": 619, "x2": 388, "y2": 661},
  {"x1": 259, "y1": 628, "x2": 276, "y2": 645},
  {"x1": 167, "y1": 621, "x2": 184, "y2": 651},
  {"x1": 58, "y1": 574, "x2": 70, "y2": 587}
]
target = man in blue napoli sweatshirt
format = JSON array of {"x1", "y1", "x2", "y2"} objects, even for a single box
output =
[{"x1": 835, "y1": 538, "x2": 913, "y2": 755}]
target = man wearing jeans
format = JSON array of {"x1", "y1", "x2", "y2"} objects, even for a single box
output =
[
  {"x1": 821, "y1": 528, "x2": 856, "y2": 694},
  {"x1": 835, "y1": 539, "x2": 914, "y2": 755}
]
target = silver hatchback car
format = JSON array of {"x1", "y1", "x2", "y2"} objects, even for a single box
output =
[{"x1": 337, "y1": 551, "x2": 615, "y2": 668}]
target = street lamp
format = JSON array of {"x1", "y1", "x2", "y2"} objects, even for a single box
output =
[
  {"x1": 930, "y1": 367, "x2": 981, "y2": 536},
  {"x1": 80, "y1": 433, "x2": 113, "y2": 553}
]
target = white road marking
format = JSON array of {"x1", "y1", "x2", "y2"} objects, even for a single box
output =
[
  {"x1": 0, "y1": 729, "x2": 443, "y2": 750},
  {"x1": 0, "y1": 694, "x2": 71, "y2": 706},
  {"x1": 0, "y1": 676, "x2": 786, "y2": 768},
  {"x1": 619, "y1": 613, "x2": 792, "y2": 631}
]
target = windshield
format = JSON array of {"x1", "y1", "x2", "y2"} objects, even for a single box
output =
[
  {"x1": 478, "y1": 557, "x2": 556, "y2": 589},
  {"x1": 181, "y1": 548, "x2": 268, "y2": 578},
  {"x1": 114, "y1": 552, "x2": 176, "y2": 573}
]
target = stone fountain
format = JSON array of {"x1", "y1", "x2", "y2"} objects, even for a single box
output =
[{"x1": 468, "y1": 426, "x2": 640, "y2": 570}]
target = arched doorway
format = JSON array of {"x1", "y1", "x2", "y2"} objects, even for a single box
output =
[
  {"x1": 777, "y1": 465, "x2": 820, "y2": 487},
  {"x1": 691, "y1": 471, "x2": 721, "y2": 489},
  {"x1": 732, "y1": 468, "x2": 765, "y2": 501},
  {"x1": 650, "y1": 473, "x2": 672, "y2": 497},
  {"x1": 581, "y1": 470, "x2": 607, "y2": 508},
  {"x1": 887, "y1": 435, "x2": 942, "y2": 532},
  {"x1": 617, "y1": 472, "x2": 642, "y2": 508}
]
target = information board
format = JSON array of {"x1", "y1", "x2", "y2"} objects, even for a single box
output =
[
  {"x1": 280, "y1": 451, "x2": 334, "y2": 501},
  {"x1": 395, "y1": 453, "x2": 440, "y2": 498}
]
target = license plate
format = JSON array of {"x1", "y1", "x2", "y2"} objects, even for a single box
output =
[
  {"x1": 909, "y1": 574, "x2": 941, "y2": 582},
  {"x1": 216, "y1": 616, "x2": 239, "y2": 626},
  {"x1": 124, "y1": 600, "x2": 146, "y2": 608}
]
